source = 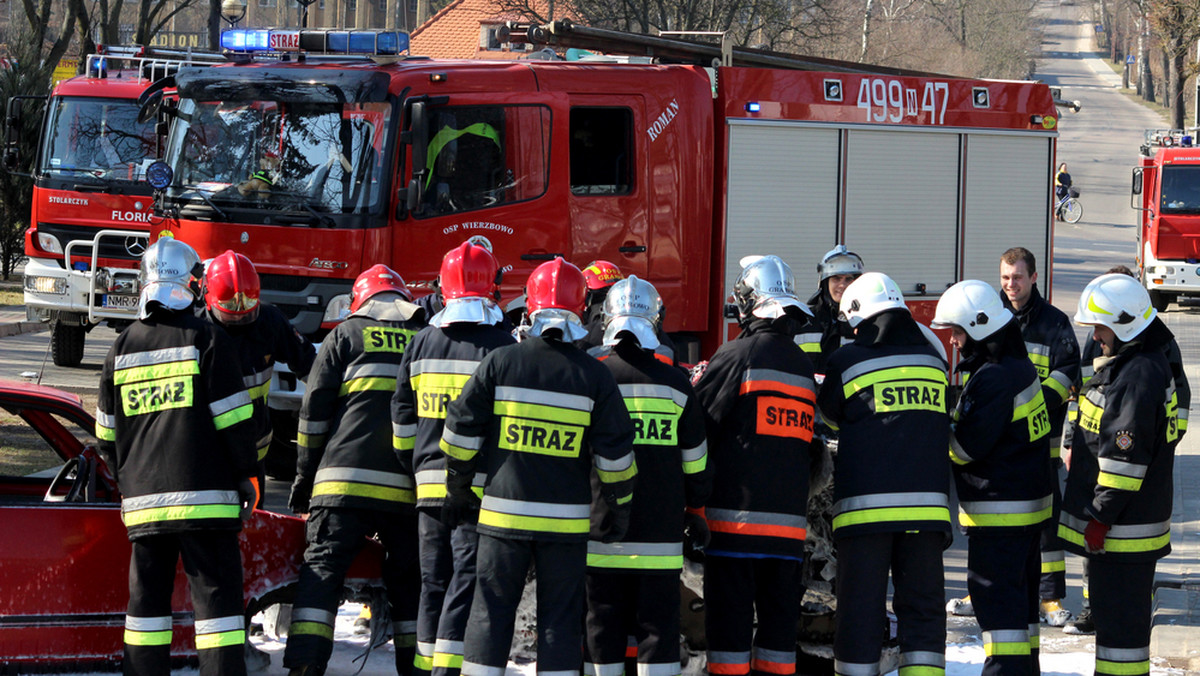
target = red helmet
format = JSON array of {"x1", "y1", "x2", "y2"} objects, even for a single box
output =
[
  {"x1": 351, "y1": 264, "x2": 412, "y2": 313},
  {"x1": 582, "y1": 260, "x2": 623, "y2": 291},
  {"x1": 440, "y1": 241, "x2": 499, "y2": 301},
  {"x1": 526, "y1": 257, "x2": 586, "y2": 316},
  {"x1": 205, "y1": 250, "x2": 260, "y2": 325}
]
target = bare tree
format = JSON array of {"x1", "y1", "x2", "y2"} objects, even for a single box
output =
[{"x1": 1148, "y1": 0, "x2": 1200, "y2": 128}]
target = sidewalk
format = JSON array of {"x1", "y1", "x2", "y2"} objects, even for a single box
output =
[{"x1": 0, "y1": 305, "x2": 46, "y2": 338}]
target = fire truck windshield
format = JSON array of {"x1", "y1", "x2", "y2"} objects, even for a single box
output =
[
  {"x1": 163, "y1": 98, "x2": 392, "y2": 216},
  {"x1": 1160, "y1": 165, "x2": 1200, "y2": 214},
  {"x1": 40, "y1": 97, "x2": 156, "y2": 182}
]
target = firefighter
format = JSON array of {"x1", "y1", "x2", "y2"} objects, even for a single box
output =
[
  {"x1": 693, "y1": 254, "x2": 816, "y2": 676},
  {"x1": 995, "y1": 247, "x2": 1080, "y2": 627},
  {"x1": 584, "y1": 275, "x2": 711, "y2": 676},
  {"x1": 1059, "y1": 273, "x2": 1178, "y2": 676},
  {"x1": 203, "y1": 249, "x2": 316, "y2": 497},
  {"x1": 805, "y1": 245, "x2": 864, "y2": 373},
  {"x1": 1060, "y1": 265, "x2": 1189, "y2": 636},
  {"x1": 391, "y1": 242, "x2": 515, "y2": 676},
  {"x1": 578, "y1": 259, "x2": 625, "y2": 347},
  {"x1": 816, "y1": 272, "x2": 951, "y2": 676},
  {"x1": 95, "y1": 236, "x2": 258, "y2": 676},
  {"x1": 284, "y1": 264, "x2": 425, "y2": 676},
  {"x1": 439, "y1": 257, "x2": 636, "y2": 676},
  {"x1": 931, "y1": 280, "x2": 1054, "y2": 675}
]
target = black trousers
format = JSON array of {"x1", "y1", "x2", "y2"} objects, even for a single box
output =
[
  {"x1": 1090, "y1": 558, "x2": 1156, "y2": 676},
  {"x1": 123, "y1": 531, "x2": 246, "y2": 676},
  {"x1": 1038, "y1": 469, "x2": 1066, "y2": 601},
  {"x1": 284, "y1": 507, "x2": 419, "y2": 675},
  {"x1": 416, "y1": 509, "x2": 479, "y2": 676},
  {"x1": 585, "y1": 569, "x2": 680, "y2": 676},
  {"x1": 703, "y1": 555, "x2": 802, "y2": 676},
  {"x1": 833, "y1": 531, "x2": 945, "y2": 676},
  {"x1": 463, "y1": 534, "x2": 586, "y2": 674},
  {"x1": 967, "y1": 532, "x2": 1040, "y2": 676}
]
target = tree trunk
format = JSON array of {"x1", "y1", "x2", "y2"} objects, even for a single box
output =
[
  {"x1": 1170, "y1": 38, "x2": 1186, "y2": 129},
  {"x1": 208, "y1": 0, "x2": 221, "y2": 50},
  {"x1": 859, "y1": 0, "x2": 873, "y2": 63}
]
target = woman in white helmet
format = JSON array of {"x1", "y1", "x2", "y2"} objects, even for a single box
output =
[
  {"x1": 1059, "y1": 273, "x2": 1178, "y2": 676},
  {"x1": 931, "y1": 279, "x2": 1055, "y2": 674}
]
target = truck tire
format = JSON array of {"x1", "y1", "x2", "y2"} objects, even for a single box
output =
[
  {"x1": 50, "y1": 322, "x2": 86, "y2": 367},
  {"x1": 1149, "y1": 289, "x2": 1170, "y2": 313}
]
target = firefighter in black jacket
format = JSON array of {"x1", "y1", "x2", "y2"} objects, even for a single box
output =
[
  {"x1": 931, "y1": 279, "x2": 1054, "y2": 676},
  {"x1": 804, "y1": 245, "x2": 864, "y2": 373},
  {"x1": 584, "y1": 275, "x2": 711, "y2": 676},
  {"x1": 391, "y1": 242, "x2": 515, "y2": 676},
  {"x1": 1060, "y1": 273, "x2": 1178, "y2": 676},
  {"x1": 817, "y1": 272, "x2": 951, "y2": 676},
  {"x1": 440, "y1": 257, "x2": 636, "y2": 676},
  {"x1": 996, "y1": 247, "x2": 1080, "y2": 626},
  {"x1": 203, "y1": 249, "x2": 316, "y2": 500},
  {"x1": 96, "y1": 236, "x2": 258, "y2": 676},
  {"x1": 694, "y1": 254, "x2": 816, "y2": 676},
  {"x1": 285, "y1": 264, "x2": 425, "y2": 676}
]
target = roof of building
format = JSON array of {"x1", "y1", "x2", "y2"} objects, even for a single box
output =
[{"x1": 410, "y1": 0, "x2": 569, "y2": 60}]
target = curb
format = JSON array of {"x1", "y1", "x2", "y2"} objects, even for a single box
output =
[
  {"x1": 0, "y1": 320, "x2": 48, "y2": 338},
  {"x1": 1151, "y1": 585, "x2": 1200, "y2": 671}
]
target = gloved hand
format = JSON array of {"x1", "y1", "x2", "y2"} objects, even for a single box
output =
[
  {"x1": 601, "y1": 506, "x2": 631, "y2": 543},
  {"x1": 289, "y1": 476, "x2": 313, "y2": 515},
  {"x1": 1084, "y1": 518, "x2": 1110, "y2": 554},
  {"x1": 683, "y1": 510, "x2": 710, "y2": 553},
  {"x1": 442, "y1": 488, "x2": 481, "y2": 528},
  {"x1": 237, "y1": 477, "x2": 258, "y2": 521}
]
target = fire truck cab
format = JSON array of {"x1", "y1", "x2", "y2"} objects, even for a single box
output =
[{"x1": 1133, "y1": 127, "x2": 1200, "y2": 311}]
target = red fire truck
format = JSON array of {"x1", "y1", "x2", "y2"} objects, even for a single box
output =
[
  {"x1": 9, "y1": 47, "x2": 222, "y2": 366},
  {"x1": 146, "y1": 22, "x2": 1059, "y2": 363},
  {"x1": 1133, "y1": 127, "x2": 1200, "y2": 312}
]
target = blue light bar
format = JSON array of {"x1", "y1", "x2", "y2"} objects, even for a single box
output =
[
  {"x1": 221, "y1": 29, "x2": 409, "y2": 55},
  {"x1": 745, "y1": 102, "x2": 761, "y2": 113},
  {"x1": 221, "y1": 29, "x2": 271, "y2": 52}
]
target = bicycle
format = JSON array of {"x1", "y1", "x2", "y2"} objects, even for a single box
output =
[{"x1": 1056, "y1": 188, "x2": 1082, "y2": 223}]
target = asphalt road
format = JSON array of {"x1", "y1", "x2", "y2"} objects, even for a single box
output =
[{"x1": 0, "y1": 0, "x2": 1191, "y2": 658}]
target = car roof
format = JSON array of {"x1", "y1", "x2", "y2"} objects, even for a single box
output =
[{"x1": 0, "y1": 379, "x2": 91, "y2": 422}]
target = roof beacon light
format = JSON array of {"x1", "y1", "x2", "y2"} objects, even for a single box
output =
[{"x1": 221, "y1": 28, "x2": 409, "y2": 56}]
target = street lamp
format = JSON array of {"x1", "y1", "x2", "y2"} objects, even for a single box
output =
[{"x1": 221, "y1": 0, "x2": 248, "y2": 28}]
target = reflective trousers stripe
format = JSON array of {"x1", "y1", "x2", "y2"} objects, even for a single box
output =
[
  {"x1": 124, "y1": 615, "x2": 173, "y2": 646},
  {"x1": 982, "y1": 630, "x2": 1029, "y2": 656},
  {"x1": 958, "y1": 495, "x2": 1052, "y2": 528}
]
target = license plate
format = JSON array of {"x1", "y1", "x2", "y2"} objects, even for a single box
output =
[{"x1": 102, "y1": 294, "x2": 139, "y2": 310}]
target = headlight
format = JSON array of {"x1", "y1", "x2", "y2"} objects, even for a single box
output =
[
  {"x1": 323, "y1": 294, "x2": 351, "y2": 323},
  {"x1": 25, "y1": 275, "x2": 68, "y2": 295},
  {"x1": 36, "y1": 232, "x2": 62, "y2": 254}
]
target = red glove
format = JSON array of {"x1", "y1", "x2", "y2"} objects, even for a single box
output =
[{"x1": 1084, "y1": 518, "x2": 1110, "y2": 554}]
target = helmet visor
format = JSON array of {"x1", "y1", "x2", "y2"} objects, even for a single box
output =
[{"x1": 215, "y1": 292, "x2": 260, "y2": 315}]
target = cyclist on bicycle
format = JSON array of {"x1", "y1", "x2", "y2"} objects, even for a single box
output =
[{"x1": 1055, "y1": 162, "x2": 1072, "y2": 201}]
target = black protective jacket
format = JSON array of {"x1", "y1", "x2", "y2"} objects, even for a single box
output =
[
  {"x1": 588, "y1": 339, "x2": 711, "y2": 572},
  {"x1": 694, "y1": 315, "x2": 816, "y2": 559},
  {"x1": 817, "y1": 310, "x2": 952, "y2": 539},
  {"x1": 296, "y1": 297, "x2": 425, "y2": 513},
  {"x1": 949, "y1": 322, "x2": 1055, "y2": 535},
  {"x1": 391, "y1": 321, "x2": 515, "y2": 509},
  {"x1": 1060, "y1": 326, "x2": 1177, "y2": 562},
  {"x1": 806, "y1": 287, "x2": 854, "y2": 374},
  {"x1": 97, "y1": 307, "x2": 257, "y2": 539},
  {"x1": 441, "y1": 334, "x2": 637, "y2": 542}
]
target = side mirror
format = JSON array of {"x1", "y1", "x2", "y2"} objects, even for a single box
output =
[
  {"x1": 1132, "y1": 168, "x2": 1143, "y2": 196},
  {"x1": 137, "y1": 89, "x2": 165, "y2": 124}
]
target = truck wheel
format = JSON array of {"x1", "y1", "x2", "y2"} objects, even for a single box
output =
[
  {"x1": 50, "y1": 322, "x2": 86, "y2": 367},
  {"x1": 1149, "y1": 289, "x2": 1170, "y2": 313}
]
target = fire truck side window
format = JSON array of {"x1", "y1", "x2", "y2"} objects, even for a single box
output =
[
  {"x1": 569, "y1": 107, "x2": 633, "y2": 196},
  {"x1": 419, "y1": 105, "x2": 550, "y2": 216},
  {"x1": 1160, "y1": 165, "x2": 1200, "y2": 213}
]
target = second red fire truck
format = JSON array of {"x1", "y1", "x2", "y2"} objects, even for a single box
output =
[{"x1": 1133, "y1": 127, "x2": 1200, "y2": 312}]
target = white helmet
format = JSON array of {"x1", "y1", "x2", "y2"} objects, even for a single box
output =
[
  {"x1": 602, "y1": 275, "x2": 663, "y2": 349},
  {"x1": 931, "y1": 280, "x2": 1013, "y2": 342},
  {"x1": 839, "y1": 272, "x2": 907, "y2": 328},
  {"x1": 733, "y1": 255, "x2": 813, "y2": 322},
  {"x1": 1074, "y1": 273, "x2": 1156, "y2": 342},
  {"x1": 139, "y1": 236, "x2": 202, "y2": 319},
  {"x1": 818, "y1": 245, "x2": 865, "y2": 282}
]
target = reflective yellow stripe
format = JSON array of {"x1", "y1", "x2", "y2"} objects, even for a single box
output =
[
  {"x1": 983, "y1": 642, "x2": 1029, "y2": 656},
  {"x1": 959, "y1": 504, "x2": 1052, "y2": 528},
  {"x1": 498, "y1": 417, "x2": 585, "y2": 457},
  {"x1": 196, "y1": 629, "x2": 246, "y2": 650},
  {"x1": 290, "y1": 621, "x2": 335, "y2": 639},
  {"x1": 257, "y1": 444, "x2": 270, "y2": 461},
  {"x1": 616, "y1": 493, "x2": 633, "y2": 505},
  {"x1": 1012, "y1": 384, "x2": 1050, "y2": 440},
  {"x1": 297, "y1": 432, "x2": 326, "y2": 450},
  {"x1": 1079, "y1": 397, "x2": 1103, "y2": 434},
  {"x1": 478, "y1": 509, "x2": 588, "y2": 534},
  {"x1": 434, "y1": 653, "x2": 465, "y2": 669},
  {"x1": 898, "y1": 668, "x2": 945, "y2": 676},
  {"x1": 248, "y1": 381, "x2": 271, "y2": 402},
  {"x1": 1041, "y1": 560, "x2": 1066, "y2": 574},
  {"x1": 586, "y1": 552, "x2": 684, "y2": 569},
  {"x1": 597, "y1": 458, "x2": 638, "y2": 484},
  {"x1": 440, "y1": 438, "x2": 477, "y2": 462},
  {"x1": 493, "y1": 400, "x2": 591, "y2": 426},
  {"x1": 1043, "y1": 376, "x2": 1069, "y2": 400},
  {"x1": 124, "y1": 629, "x2": 173, "y2": 646},
  {"x1": 415, "y1": 654, "x2": 435, "y2": 670},
  {"x1": 123, "y1": 503, "x2": 240, "y2": 526},
  {"x1": 1057, "y1": 524, "x2": 1170, "y2": 553},
  {"x1": 1098, "y1": 472, "x2": 1143, "y2": 491},
  {"x1": 683, "y1": 456, "x2": 707, "y2": 474},
  {"x1": 416, "y1": 483, "x2": 484, "y2": 500},
  {"x1": 96, "y1": 423, "x2": 116, "y2": 441},
  {"x1": 340, "y1": 377, "x2": 398, "y2": 395},
  {"x1": 213, "y1": 402, "x2": 253, "y2": 430},
  {"x1": 843, "y1": 366, "x2": 947, "y2": 399},
  {"x1": 412, "y1": 372, "x2": 471, "y2": 420},
  {"x1": 1096, "y1": 660, "x2": 1150, "y2": 676},
  {"x1": 394, "y1": 435, "x2": 415, "y2": 451},
  {"x1": 832, "y1": 506, "x2": 950, "y2": 530},
  {"x1": 114, "y1": 360, "x2": 199, "y2": 384},
  {"x1": 312, "y1": 481, "x2": 414, "y2": 504}
]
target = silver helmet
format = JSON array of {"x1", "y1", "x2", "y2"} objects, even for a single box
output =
[
  {"x1": 139, "y1": 236, "x2": 202, "y2": 318},
  {"x1": 602, "y1": 275, "x2": 663, "y2": 349},
  {"x1": 817, "y1": 245, "x2": 865, "y2": 282},
  {"x1": 732, "y1": 255, "x2": 812, "y2": 323}
]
